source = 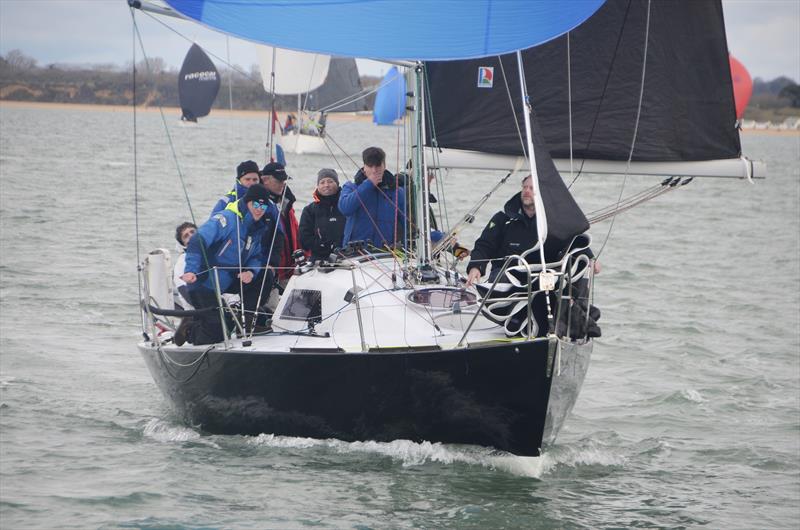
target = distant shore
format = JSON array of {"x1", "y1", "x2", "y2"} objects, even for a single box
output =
[
  {"x1": 2, "y1": 100, "x2": 798, "y2": 134},
  {"x1": 0, "y1": 100, "x2": 374, "y2": 122}
]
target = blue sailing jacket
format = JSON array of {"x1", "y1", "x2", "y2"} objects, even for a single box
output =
[
  {"x1": 339, "y1": 169, "x2": 407, "y2": 247},
  {"x1": 186, "y1": 199, "x2": 280, "y2": 292}
]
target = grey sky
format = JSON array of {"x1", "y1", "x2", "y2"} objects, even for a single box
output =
[{"x1": 0, "y1": 0, "x2": 798, "y2": 81}]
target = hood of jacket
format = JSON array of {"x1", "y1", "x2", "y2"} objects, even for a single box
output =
[{"x1": 502, "y1": 191, "x2": 537, "y2": 223}]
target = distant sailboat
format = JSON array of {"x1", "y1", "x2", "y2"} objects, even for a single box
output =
[
  {"x1": 257, "y1": 46, "x2": 366, "y2": 154},
  {"x1": 373, "y1": 66, "x2": 406, "y2": 125},
  {"x1": 178, "y1": 43, "x2": 221, "y2": 123}
]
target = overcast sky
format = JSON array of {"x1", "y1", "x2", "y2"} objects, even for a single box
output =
[{"x1": 0, "y1": 0, "x2": 798, "y2": 81}]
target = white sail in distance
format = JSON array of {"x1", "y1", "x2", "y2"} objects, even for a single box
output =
[{"x1": 256, "y1": 45, "x2": 331, "y2": 95}]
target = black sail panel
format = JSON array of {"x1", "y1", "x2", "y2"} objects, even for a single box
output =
[
  {"x1": 178, "y1": 44, "x2": 221, "y2": 121},
  {"x1": 425, "y1": 0, "x2": 740, "y2": 162},
  {"x1": 305, "y1": 58, "x2": 367, "y2": 112},
  {"x1": 531, "y1": 107, "x2": 590, "y2": 244}
]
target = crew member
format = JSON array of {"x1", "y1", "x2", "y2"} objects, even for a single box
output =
[
  {"x1": 177, "y1": 184, "x2": 281, "y2": 345},
  {"x1": 339, "y1": 146, "x2": 406, "y2": 248},
  {"x1": 299, "y1": 168, "x2": 345, "y2": 262},
  {"x1": 210, "y1": 160, "x2": 261, "y2": 217}
]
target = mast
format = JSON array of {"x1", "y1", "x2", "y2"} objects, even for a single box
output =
[
  {"x1": 267, "y1": 47, "x2": 276, "y2": 161},
  {"x1": 412, "y1": 62, "x2": 432, "y2": 268}
]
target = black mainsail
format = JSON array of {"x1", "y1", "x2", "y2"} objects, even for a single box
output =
[
  {"x1": 178, "y1": 44, "x2": 221, "y2": 122},
  {"x1": 425, "y1": 0, "x2": 742, "y2": 167}
]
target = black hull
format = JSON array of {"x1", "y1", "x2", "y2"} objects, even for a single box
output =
[{"x1": 139, "y1": 340, "x2": 591, "y2": 457}]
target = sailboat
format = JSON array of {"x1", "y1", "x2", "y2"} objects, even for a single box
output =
[
  {"x1": 177, "y1": 43, "x2": 220, "y2": 123},
  {"x1": 257, "y1": 47, "x2": 367, "y2": 155},
  {"x1": 132, "y1": 0, "x2": 763, "y2": 457}
]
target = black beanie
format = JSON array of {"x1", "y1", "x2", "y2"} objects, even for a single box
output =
[
  {"x1": 236, "y1": 160, "x2": 260, "y2": 180},
  {"x1": 243, "y1": 183, "x2": 271, "y2": 204}
]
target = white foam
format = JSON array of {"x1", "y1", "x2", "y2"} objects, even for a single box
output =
[
  {"x1": 547, "y1": 441, "x2": 627, "y2": 469},
  {"x1": 0, "y1": 376, "x2": 18, "y2": 388},
  {"x1": 247, "y1": 434, "x2": 549, "y2": 478},
  {"x1": 681, "y1": 388, "x2": 705, "y2": 403},
  {"x1": 142, "y1": 418, "x2": 212, "y2": 445}
]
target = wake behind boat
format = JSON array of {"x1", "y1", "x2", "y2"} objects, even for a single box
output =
[{"x1": 130, "y1": 0, "x2": 763, "y2": 457}]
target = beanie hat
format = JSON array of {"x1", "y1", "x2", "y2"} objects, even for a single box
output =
[
  {"x1": 243, "y1": 183, "x2": 271, "y2": 204},
  {"x1": 261, "y1": 162, "x2": 289, "y2": 181},
  {"x1": 317, "y1": 168, "x2": 339, "y2": 185},
  {"x1": 236, "y1": 160, "x2": 260, "y2": 180}
]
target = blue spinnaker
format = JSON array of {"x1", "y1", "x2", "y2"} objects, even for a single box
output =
[
  {"x1": 164, "y1": 0, "x2": 605, "y2": 61},
  {"x1": 373, "y1": 67, "x2": 405, "y2": 125}
]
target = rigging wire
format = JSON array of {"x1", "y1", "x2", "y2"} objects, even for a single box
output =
[
  {"x1": 567, "y1": 0, "x2": 636, "y2": 189},
  {"x1": 131, "y1": 18, "x2": 197, "y2": 226},
  {"x1": 130, "y1": 9, "x2": 219, "y2": 330},
  {"x1": 422, "y1": 64, "x2": 455, "y2": 271},
  {"x1": 595, "y1": 0, "x2": 652, "y2": 259},
  {"x1": 497, "y1": 56, "x2": 529, "y2": 159},
  {"x1": 226, "y1": 36, "x2": 234, "y2": 115},
  {"x1": 130, "y1": 8, "x2": 146, "y2": 335}
]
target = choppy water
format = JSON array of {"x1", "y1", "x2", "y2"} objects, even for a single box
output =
[{"x1": 1, "y1": 104, "x2": 798, "y2": 529}]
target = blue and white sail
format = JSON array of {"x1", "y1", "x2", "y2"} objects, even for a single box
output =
[
  {"x1": 164, "y1": 0, "x2": 605, "y2": 61},
  {"x1": 372, "y1": 67, "x2": 405, "y2": 126}
]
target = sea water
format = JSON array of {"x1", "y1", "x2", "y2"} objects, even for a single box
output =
[{"x1": 1, "y1": 104, "x2": 798, "y2": 529}]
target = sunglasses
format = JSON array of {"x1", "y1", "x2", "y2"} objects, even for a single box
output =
[{"x1": 251, "y1": 201, "x2": 270, "y2": 211}]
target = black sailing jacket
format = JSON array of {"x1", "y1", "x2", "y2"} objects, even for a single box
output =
[
  {"x1": 299, "y1": 189, "x2": 346, "y2": 262},
  {"x1": 468, "y1": 192, "x2": 591, "y2": 278}
]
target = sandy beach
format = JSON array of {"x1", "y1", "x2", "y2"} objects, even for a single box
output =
[{"x1": 0, "y1": 100, "x2": 375, "y2": 122}]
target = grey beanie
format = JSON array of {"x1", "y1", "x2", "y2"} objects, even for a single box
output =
[{"x1": 317, "y1": 168, "x2": 339, "y2": 185}]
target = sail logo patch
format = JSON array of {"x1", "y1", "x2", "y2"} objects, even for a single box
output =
[
  {"x1": 477, "y1": 67, "x2": 494, "y2": 88},
  {"x1": 184, "y1": 71, "x2": 218, "y2": 82}
]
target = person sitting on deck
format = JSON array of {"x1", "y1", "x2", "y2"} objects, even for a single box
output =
[
  {"x1": 176, "y1": 184, "x2": 282, "y2": 346},
  {"x1": 339, "y1": 146, "x2": 407, "y2": 249},
  {"x1": 173, "y1": 221, "x2": 197, "y2": 310},
  {"x1": 299, "y1": 168, "x2": 345, "y2": 262},
  {"x1": 284, "y1": 113, "x2": 296, "y2": 133},
  {"x1": 210, "y1": 160, "x2": 261, "y2": 217},
  {"x1": 465, "y1": 175, "x2": 601, "y2": 338}
]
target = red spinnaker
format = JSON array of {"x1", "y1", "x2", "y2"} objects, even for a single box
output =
[{"x1": 729, "y1": 55, "x2": 753, "y2": 120}]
